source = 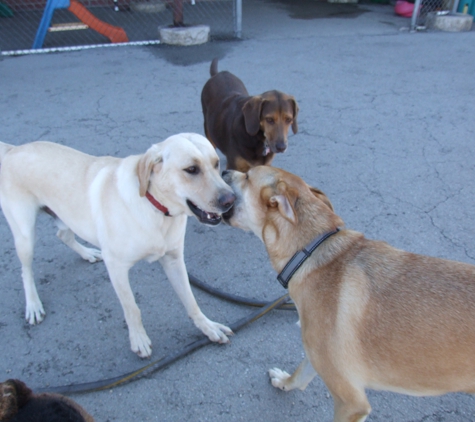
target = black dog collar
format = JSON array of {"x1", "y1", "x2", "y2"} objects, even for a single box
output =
[{"x1": 277, "y1": 228, "x2": 340, "y2": 289}]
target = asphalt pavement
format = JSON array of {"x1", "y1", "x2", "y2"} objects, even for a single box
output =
[{"x1": 1, "y1": 0, "x2": 475, "y2": 420}]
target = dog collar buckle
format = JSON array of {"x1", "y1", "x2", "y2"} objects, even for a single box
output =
[
  {"x1": 146, "y1": 191, "x2": 171, "y2": 217},
  {"x1": 277, "y1": 228, "x2": 340, "y2": 289}
]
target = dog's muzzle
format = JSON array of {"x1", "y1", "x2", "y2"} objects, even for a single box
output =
[
  {"x1": 218, "y1": 191, "x2": 236, "y2": 211},
  {"x1": 272, "y1": 140, "x2": 287, "y2": 154},
  {"x1": 221, "y1": 171, "x2": 236, "y2": 223},
  {"x1": 186, "y1": 190, "x2": 235, "y2": 226},
  {"x1": 222, "y1": 205, "x2": 235, "y2": 223},
  {"x1": 187, "y1": 200, "x2": 222, "y2": 225}
]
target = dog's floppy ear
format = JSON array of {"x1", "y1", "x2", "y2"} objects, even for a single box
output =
[
  {"x1": 290, "y1": 97, "x2": 299, "y2": 134},
  {"x1": 0, "y1": 379, "x2": 32, "y2": 420},
  {"x1": 242, "y1": 96, "x2": 264, "y2": 136},
  {"x1": 137, "y1": 146, "x2": 163, "y2": 197},
  {"x1": 308, "y1": 186, "x2": 334, "y2": 212},
  {"x1": 0, "y1": 381, "x2": 17, "y2": 420}
]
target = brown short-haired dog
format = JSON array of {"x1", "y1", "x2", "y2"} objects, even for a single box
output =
[
  {"x1": 0, "y1": 379, "x2": 94, "y2": 422},
  {"x1": 223, "y1": 166, "x2": 475, "y2": 422},
  {"x1": 201, "y1": 59, "x2": 299, "y2": 172}
]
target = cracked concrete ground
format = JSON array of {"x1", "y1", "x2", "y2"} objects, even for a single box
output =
[{"x1": 1, "y1": 0, "x2": 475, "y2": 420}]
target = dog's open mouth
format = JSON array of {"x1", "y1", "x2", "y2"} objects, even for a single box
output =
[{"x1": 187, "y1": 200, "x2": 221, "y2": 226}]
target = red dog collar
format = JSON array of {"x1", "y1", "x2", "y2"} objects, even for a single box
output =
[{"x1": 146, "y1": 191, "x2": 171, "y2": 217}]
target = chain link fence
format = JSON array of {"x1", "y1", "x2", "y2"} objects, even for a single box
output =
[
  {"x1": 410, "y1": 0, "x2": 459, "y2": 28},
  {"x1": 0, "y1": 0, "x2": 240, "y2": 55}
]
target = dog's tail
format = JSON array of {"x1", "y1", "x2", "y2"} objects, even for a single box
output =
[
  {"x1": 0, "y1": 142, "x2": 14, "y2": 163},
  {"x1": 210, "y1": 58, "x2": 219, "y2": 77}
]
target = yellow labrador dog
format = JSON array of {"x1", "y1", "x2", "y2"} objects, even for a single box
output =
[
  {"x1": 222, "y1": 166, "x2": 475, "y2": 422},
  {"x1": 0, "y1": 133, "x2": 235, "y2": 358}
]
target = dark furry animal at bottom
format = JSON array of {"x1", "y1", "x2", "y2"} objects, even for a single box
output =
[
  {"x1": 201, "y1": 58, "x2": 299, "y2": 172},
  {"x1": 0, "y1": 379, "x2": 94, "y2": 422}
]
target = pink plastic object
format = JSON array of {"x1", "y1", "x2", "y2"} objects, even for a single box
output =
[{"x1": 395, "y1": 0, "x2": 414, "y2": 17}]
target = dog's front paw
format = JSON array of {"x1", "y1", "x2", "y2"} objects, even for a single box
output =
[
  {"x1": 194, "y1": 317, "x2": 233, "y2": 344},
  {"x1": 269, "y1": 368, "x2": 291, "y2": 391},
  {"x1": 82, "y1": 247, "x2": 102, "y2": 263},
  {"x1": 25, "y1": 302, "x2": 45, "y2": 325},
  {"x1": 129, "y1": 329, "x2": 152, "y2": 358}
]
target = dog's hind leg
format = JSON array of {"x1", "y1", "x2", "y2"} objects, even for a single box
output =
[
  {"x1": 1, "y1": 200, "x2": 44, "y2": 324},
  {"x1": 55, "y1": 220, "x2": 102, "y2": 263},
  {"x1": 326, "y1": 376, "x2": 371, "y2": 422},
  {"x1": 269, "y1": 355, "x2": 317, "y2": 391}
]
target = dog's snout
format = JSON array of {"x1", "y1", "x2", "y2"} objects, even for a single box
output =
[
  {"x1": 222, "y1": 169, "x2": 234, "y2": 184},
  {"x1": 218, "y1": 191, "x2": 236, "y2": 210},
  {"x1": 275, "y1": 142, "x2": 287, "y2": 153}
]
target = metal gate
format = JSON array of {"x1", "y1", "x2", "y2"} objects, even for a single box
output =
[
  {"x1": 410, "y1": 0, "x2": 459, "y2": 29},
  {"x1": 0, "y1": 0, "x2": 241, "y2": 55}
]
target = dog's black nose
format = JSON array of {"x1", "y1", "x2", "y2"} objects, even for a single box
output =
[
  {"x1": 222, "y1": 170, "x2": 230, "y2": 177},
  {"x1": 275, "y1": 142, "x2": 287, "y2": 153},
  {"x1": 219, "y1": 191, "x2": 236, "y2": 210}
]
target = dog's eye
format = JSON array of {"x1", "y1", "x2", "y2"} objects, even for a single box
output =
[
  {"x1": 265, "y1": 118, "x2": 274, "y2": 125},
  {"x1": 214, "y1": 161, "x2": 219, "y2": 169},
  {"x1": 184, "y1": 166, "x2": 199, "y2": 175},
  {"x1": 285, "y1": 117, "x2": 292, "y2": 124}
]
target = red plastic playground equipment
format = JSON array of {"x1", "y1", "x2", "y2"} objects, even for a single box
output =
[
  {"x1": 33, "y1": 0, "x2": 128, "y2": 49},
  {"x1": 394, "y1": 0, "x2": 415, "y2": 17}
]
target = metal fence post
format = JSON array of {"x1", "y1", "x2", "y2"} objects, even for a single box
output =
[
  {"x1": 234, "y1": 0, "x2": 242, "y2": 39},
  {"x1": 410, "y1": 0, "x2": 423, "y2": 30}
]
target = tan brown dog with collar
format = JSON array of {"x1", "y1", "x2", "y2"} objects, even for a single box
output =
[
  {"x1": 201, "y1": 59, "x2": 299, "y2": 172},
  {"x1": 222, "y1": 165, "x2": 475, "y2": 422}
]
